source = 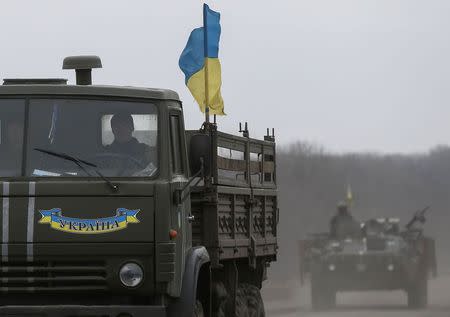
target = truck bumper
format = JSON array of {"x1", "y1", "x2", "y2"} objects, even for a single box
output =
[{"x1": 0, "y1": 305, "x2": 166, "y2": 317}]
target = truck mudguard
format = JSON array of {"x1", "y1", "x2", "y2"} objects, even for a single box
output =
[{"x1": 167, "y1": 246, "x2": 210, "y2": 317}]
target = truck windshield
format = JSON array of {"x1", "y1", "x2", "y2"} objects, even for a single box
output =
[{"x1": 0, "y1": 98, "x2": 158, "y2": 177}]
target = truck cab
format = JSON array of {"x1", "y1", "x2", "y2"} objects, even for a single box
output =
[
  {"x1": 0, "y1": 56, "x2": 279, "y2": 317},
  {"x1": 0, "y1": 56, "x2": 196, "y2": 317}
]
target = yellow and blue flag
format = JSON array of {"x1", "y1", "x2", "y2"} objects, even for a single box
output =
[{"x1": 179, "y1": 4, "x2": 225, "y2": 115}]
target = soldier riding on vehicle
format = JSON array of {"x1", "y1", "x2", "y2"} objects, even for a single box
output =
[{"x1": 329, "y1": 201, "x2": 361, "y2": 239}]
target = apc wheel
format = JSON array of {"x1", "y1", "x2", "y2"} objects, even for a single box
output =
[
  {"x1": 218, "y1": 283, "x2": 265, "y2": 317},
  {"x1": 311, "y1": 272, "x2": 336, "y2": 311},
  {"x1": 193, "y1": 300, "x2": 204, "y2": 317},
  {"x1": 407, "y1": 274, "x2": 428, "y2": 309}
]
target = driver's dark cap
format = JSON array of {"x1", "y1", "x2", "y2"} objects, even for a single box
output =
[{"x1": 111, "y1": 113, "x2": 134, "y2": 130}]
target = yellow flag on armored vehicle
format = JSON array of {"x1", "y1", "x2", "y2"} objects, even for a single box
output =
[{"x1": 346, "y1": 185, "x2": 353, "y2": 206}]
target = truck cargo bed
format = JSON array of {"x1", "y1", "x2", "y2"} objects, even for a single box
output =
[{"x1": 188, "y1": 129, "x2": 278, "y2": 266}]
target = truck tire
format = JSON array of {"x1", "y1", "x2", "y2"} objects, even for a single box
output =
[
  {"x1": 237, "y1": 283, "x2": 265, "y2": 317},
  {"x1": 407, "y1": 274, "x2": 428, "y2": 309},
  {"x1": 311, "y1": 272, "x2": 336, "y2": 310},
  {"x1": 193, "y1": 300, "x2": 204, "y2": 317},
  {"x1": 218, "y1": 283, "x2": 265, "y2": 317}
]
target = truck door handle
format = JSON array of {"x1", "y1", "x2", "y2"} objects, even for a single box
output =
[{"x1": 187, "y1": 215, "x2": 195, "y2": 223}]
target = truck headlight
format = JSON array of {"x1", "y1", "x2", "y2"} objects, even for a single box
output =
[
  {"x1": 328, "y1": 264, "x2": 336, "y2": 271},
  {"x1": 119, "y1": 263, "x2": 144, "y2": 287}
]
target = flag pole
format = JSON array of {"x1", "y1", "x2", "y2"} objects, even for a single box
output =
[
  {"x1": 204, "y1": 60, "x2": 210, "y2": 124},
  {"x1": 203, "y1": 4, "x2": 210, "y2": 124},
  {"x1": 203, "y1": 4, "x2": 212, "y2": 189}
]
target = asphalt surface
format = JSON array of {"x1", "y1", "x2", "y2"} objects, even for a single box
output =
[{"x1": 262, "y1": 275, "x2": 450, "y2": 317}]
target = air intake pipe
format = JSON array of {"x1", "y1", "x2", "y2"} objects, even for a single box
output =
[{"x1": 62, "y1": 55, "x2": 102, "y2": 85}]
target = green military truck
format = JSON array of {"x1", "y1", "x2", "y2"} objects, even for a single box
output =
[{"x1": 0, "y1": 56, "x2": 278, "y2": 317}]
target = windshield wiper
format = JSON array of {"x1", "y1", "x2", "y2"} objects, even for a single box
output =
[{"x1": 34, "y1": 148, "x2": 118, "y2": 192}]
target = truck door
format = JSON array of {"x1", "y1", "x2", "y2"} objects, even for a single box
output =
[{"x1": 168, "y1": 112, "x2": 190, "y2": 293}]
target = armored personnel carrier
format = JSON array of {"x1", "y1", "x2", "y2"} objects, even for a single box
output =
[
  {"x1": 0, "y1": 56, "x2": 279, "y2": 317},
  {"x1": 300, "y1": 207, "x2": 436, "y2": 310}
]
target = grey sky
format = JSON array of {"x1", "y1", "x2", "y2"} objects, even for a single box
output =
[{"x1": 1, "y1": 0, "x2": 449, "y2": 153}]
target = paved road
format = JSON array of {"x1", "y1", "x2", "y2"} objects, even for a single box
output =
[{"x1": 262, "y1": 275, "x2": 450, "y2": 317}]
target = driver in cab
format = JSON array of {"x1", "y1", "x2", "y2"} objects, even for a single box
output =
[{"x1": 104, "y1": 113, "x2": 152, "y2": 167}]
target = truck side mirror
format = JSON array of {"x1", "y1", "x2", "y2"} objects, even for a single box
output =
[{"x1": 189, "y1": 134, "x2": 211, "y2": 176}]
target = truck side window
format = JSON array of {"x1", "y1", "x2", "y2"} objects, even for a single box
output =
[{"x1": 170, "y1": 115, "x2": 184, "y2": 174}]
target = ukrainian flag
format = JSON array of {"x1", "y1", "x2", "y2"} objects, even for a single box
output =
[{"x1": 179, "y1": 4, "x2": 225, "y2": 115}]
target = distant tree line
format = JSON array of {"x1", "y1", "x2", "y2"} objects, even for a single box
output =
[{"x1": 271, "y1": 142, "x2": 450, "y2": 280}]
